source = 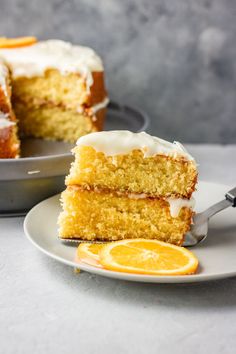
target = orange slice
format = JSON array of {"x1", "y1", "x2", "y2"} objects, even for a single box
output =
[
  {"x1": 100, "y1": 239, "x2": 198, "y2": 275},
  {"x1": 76, "y1": 243, "x2": 104, "y2": 268},
  {"x1": 0, "y1": 36, "x2": 37, "y2": 48}
]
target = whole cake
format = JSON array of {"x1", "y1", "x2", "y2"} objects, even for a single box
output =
[
  {"x1": 0, "y1": 37, "x2": 108, "y2": 158},
  {"x1": 58, "y1": 131, "x2": 198, "y2": 245}
]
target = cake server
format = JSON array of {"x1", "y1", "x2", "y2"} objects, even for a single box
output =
[{"x1": 183, "y1": 186, "x2": 236, "y2": 247}]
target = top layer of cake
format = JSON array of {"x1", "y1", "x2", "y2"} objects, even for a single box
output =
[
  {"x1": 67, "y1": 131, "x2": 198, "y2": 198},
  {"x1": 76, "y1": 130, "x2": 196, "y2": 162},
  {"x1": 0, "y1": 40, "x2": 104, "y2": 91}
]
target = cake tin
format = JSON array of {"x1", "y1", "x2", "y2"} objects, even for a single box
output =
[{"x1": 0, "y1": 101, "x2": 149, "y2": 215}]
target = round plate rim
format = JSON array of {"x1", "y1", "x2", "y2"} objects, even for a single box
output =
[{"x1": 23, "y1": 181, "x2": 236, "y2": 284}]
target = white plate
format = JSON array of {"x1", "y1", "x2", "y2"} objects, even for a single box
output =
[{"x1": 24, "y1": 181, "x2": 236, "y2": 283}]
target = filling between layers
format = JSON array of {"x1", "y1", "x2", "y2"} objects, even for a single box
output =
[{"x1": 67, "y1": 185, "x2": 195, "y2": 218}]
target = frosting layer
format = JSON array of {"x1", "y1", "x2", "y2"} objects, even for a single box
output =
[{"x1": 76, "y1": 130, "x2": 195, "y2": 161}]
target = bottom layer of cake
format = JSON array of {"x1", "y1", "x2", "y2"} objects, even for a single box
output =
[
  {"x1": 58, "y1": 187, "x2": 193, "y2": 245},
  {"x1": 14, "y1": 102, "x2": 106, "y2": 143}
]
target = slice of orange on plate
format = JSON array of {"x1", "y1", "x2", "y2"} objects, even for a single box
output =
[
  {"x1": 76, "y1": 243, "x2": 104, "y2": 268},
  {"x1": 0, "y1": 36, "x2": 37, "y2": 49},
  {"x1": 99, "y1": 239, "x2": 198, "y2": 276},
  {"x1": 76, "y1": 239, "x2": 198, "y2": 276}
]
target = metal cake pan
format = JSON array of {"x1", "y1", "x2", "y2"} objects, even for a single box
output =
[{"x1": 0, "y1": 101, "x2": 149, "y2": 215}]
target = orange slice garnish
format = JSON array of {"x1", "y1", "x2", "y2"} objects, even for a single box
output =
[
  {"x1": 0, "y1": 36, "x2": 37, "y2": 48},
  {"x1": 99, "y1": 239, "x2": 198, "y2": 275},
  {"x1": 76, "y1": 243, "x2": 104, "y2": 268}
]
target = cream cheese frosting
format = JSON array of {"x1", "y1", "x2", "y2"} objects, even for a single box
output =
[
  {"x1": 166, "y1": 197, "x2": 195, "y2": 217},
  {"x1": 91, "y1": 97, "x2": 109, "y2": 114},
  {"x1": 0, "y1": 112, "x2": 15, "y2": 129},
  {"x1": 76, "y1": 96, "x2": 109, "y2": 116},
  {"x1": 76, "y1": 130, "x2": 196, "y2": 162},
  {"x1": 0, "y1": 40, "x2": 104, "y2": 91}
]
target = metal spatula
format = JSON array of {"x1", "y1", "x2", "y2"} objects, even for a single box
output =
[{"x1": 183, "y1": 186, "x2": 236, "y2": 247}]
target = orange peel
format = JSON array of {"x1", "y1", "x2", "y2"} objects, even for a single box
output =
[{"x1": 0, "y1": 36, "x2": 37, "y2": 49}]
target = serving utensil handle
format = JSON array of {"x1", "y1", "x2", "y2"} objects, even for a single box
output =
[
  {"x1": 194, "y1": 186, "x2": 236, "y2": 224},
  {"x1": 226, "y1": 187, "x2": 236, "y2": 207}
]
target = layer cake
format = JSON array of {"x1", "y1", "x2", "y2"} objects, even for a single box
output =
[{"x1": 58, "y1": 131, "x2": 198, "y2": 245}]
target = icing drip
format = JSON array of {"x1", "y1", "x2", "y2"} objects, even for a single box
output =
[
  {"x1": 76, "y1": 130, "x2": 196, "y2": 162},
  {"x1": 90, "y1": 97, "x2": 109, "y2": 114},
  {"x1": 166, "y1": 197, "x2": 195, "y2": 218},
  {"x1": 77, "y1": 97, "x2": 109, "y2": 116}
]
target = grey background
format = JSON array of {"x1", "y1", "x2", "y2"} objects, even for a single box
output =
[{"x1": 0, "y1": 0, "x2": 236, "y2": 143}]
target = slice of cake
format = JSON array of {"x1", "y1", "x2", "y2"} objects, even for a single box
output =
[
  {"x1": 0, "y1": 39, "x2": 108, "y2": 147},
  {"x1": 58, "y1": 131, "x2": 198, "y2": 245},
  {"x1": 0, "y1": 60, "x2": 19, "y2": 158}
]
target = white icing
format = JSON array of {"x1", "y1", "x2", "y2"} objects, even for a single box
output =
[
  {"x1": 0, "y1": 112, "x2": 15, "y2": 129},
  {"x1": 90, "y1": 97, "x2": 109, "y2": 114},
  {"x1": 76, "y1": 130, "x2": 196, "y2": 162},
  {"x1": 0, "y1": 61, "x2": 8, "y2": 96},
  {"x1": 77, "y1": 97, "x2": 109, "y2": 116},
  {"x1": 0, "y1": 40, "x2": 103, "y2": 92},
  {"x1": 167, "y1": 197, "x2": 195, "y2": 218}
]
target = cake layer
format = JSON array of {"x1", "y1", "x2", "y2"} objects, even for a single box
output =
[
  {"x1": 14, "y1": 102, "x2": 106, "y2": 142},
  {"x1": 66, "y1": 146, "x2": 197, "y2": 198},
  {"x1": 11, "y1": 70, "x2": 107, "y2": 111},
  {"x1": 58, "y1": 187, "x2": 193, "y2": 245}
]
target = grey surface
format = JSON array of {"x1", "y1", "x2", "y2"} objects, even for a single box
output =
[
  {"x1": 0, "y1": 144, "x2": 236, "y2": 354},
  {"x1": 1, "y1": 0, "x2": 236, "y2": 142}
]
